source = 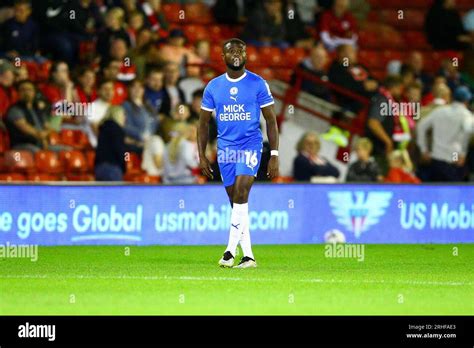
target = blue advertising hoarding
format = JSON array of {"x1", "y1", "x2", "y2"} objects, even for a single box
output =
[{"x1": 0, "y1": 184, "x2": 473, "y2": 245}]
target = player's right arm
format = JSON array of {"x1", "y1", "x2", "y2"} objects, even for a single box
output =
[
  {"x1": 198, "y1": 83, "x2": 216, "y2": 179},
  {"x1": 197, "y1": 108, "x2": 214, "y2": 179}
]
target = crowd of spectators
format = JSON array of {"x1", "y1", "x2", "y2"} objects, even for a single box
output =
[{"x1": 0, "y1": 0, "x2": 473, "y2": 184}]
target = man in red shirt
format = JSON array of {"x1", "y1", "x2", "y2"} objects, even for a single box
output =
[
  {"x1": 101, "y1": 59, "x2": 128, "y2": 105},
  {"x1": 319, "y1": 0, "x2": 358, "y2": 51},
  {"x1": 0, "y1": 60, "x2": 18, "y2": 119}
]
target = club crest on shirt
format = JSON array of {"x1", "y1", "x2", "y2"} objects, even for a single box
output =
[{"x1": 230, "y1": 87, "x2": 238, "y2": 102}]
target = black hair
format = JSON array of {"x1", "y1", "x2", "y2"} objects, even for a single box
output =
[
  {"x1": 384, "y1": 75, "x2": 404, "y2": 89},
  {"x1": 192, "y1": 89, "x2": 204, "y2": 99},
  {"x1": 222, "y1": 38, "x2": 246, "y2": 52}
]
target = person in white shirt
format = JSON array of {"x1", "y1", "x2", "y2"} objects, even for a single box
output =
[
  {"x1": 141, "y1": 128, "x2": 165, "y2": 177},
  {"x1": 163, "y1": 122, "x2": 199, "y2": 184},
  {"x1": 87, "y1": 80, "x2": 115, "y2": 147},
  {"x1": 417, "y1": 86, "x2": 473, "y2": 181}
]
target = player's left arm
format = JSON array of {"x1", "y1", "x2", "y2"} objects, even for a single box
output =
[{"x1": 261, "y1": 105, "x2": 280, "y2": 179}]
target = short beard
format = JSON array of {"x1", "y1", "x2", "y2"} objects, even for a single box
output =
[{"x1": 226, "y1": 59, "x2": 246, "y2": 71}]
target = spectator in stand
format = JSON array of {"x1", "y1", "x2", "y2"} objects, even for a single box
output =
[
  {"x1": 242, "y1": 0, "x2": 289, "y2": 48},
  {"x1": 31, "y1": 2, "x2": 71, "y2": 65},
  {"x1": 158, "y1": 29, "x2": 202, "y2": 77},
  {"x1": 163, "y1": 122, "x2": 199, "y2": 184},
  {"x1": 425, "y1": 0, "x2": 474, "y2": 50},
  {"x1": 402, "y1": 52, "x2": 433, "y2": 94},
  {"x1": 94, "y1": 105, "x2": 126, "y2": 181},
  {"x1": 101, "y1": 59, "x2": 128, "y2": 105},
  {"x1": 88, "y1": 79, "x2": 115, "y2": 147},
  {"x1": 400, "y1": 65, "x2": 416, "y2": 91},
  {"x1": 417, "y1": 86, "x2": 473, "y2": 182},
  {"x1": 108, "y1": 38, "x2": 137, "y2": 82},
  {"x1": 126, "y1": 10, "x2": 145, "y2": 48},
  {"x1": 140, "y1": 0, "x2": 169, "y2": 35},
  {"x1": 161, "y1": 62, "x2": 186, "y2": 117},
  {"x1": 130, "y1": 27, "x2": 157, "y2": 80},
  {"x1": 160, "y1": 103, "x2": 191, "y2": 143},
  {"x1": 65, "y1": 0, "x2": 103, "y2": 46},
  {"x1": 319, "y1": 0, "x2": 358, "y2": 52},
  {"x1": 122, "y1": 79, "x2": 157, "y2": 155},
  {"x1": 40, "y1": 61, "x2": 75, "y2": 106},
  {"x1": 5, "y1": 80, "x2": 50, "y2": 153},
  {"x1": 346, "y1": 137, "x2": 382, "y2": 182},
  {"x1": 144, "y1": 68, "x2": 165, "y2": 115},
  {"x1": 365, "y1": 75, "x2": 405, "y2": 174},
  {"x1": 438, "y1": 58, "x2": 463, "y2": 92},
  {"x1": 0, "y1": 0, "x2": 39, "y2": 59},
  {"x1": 384, "y1": 150, "x2": 420, "y2": 183},
  {"x1": 141, "y1": 125, "x2": 165, "y2": 178},
  {"x1": 420, "y1": 81, "x2": 451, "y2": 120},
  {"x1": 194, "y1": 40, "x2": 210, "y2": 64},
  {"x1": 291, "y1": 44, "x2": 331, "y2": 101},
  {"x1": 284, "y1": 0, "x2": 313, "y2": 48},
  {"x1": 189, "y1": 89, "x2": 217, "y2": 141},
  {"x1": 97, "y1": 7, "x2": 131, "y2": 61},
  {"x1": 328, "y1": 44, "x2": 378, "y2": 111},
  {"x1": 74, "y1": 66, "x2": 97, "y2": 104},
  {"x1": 0, "y1": 60, "x2": 17, "y2": 119},
  {"x1": 416, "y1": 82, "x2": 451, "y2": 181},
  {"x1": 293, "y1": 131, "x2": 340, "y2": 181},
  {"x1": 213, "y1": 0, "x2": 254, "y2": 24}
]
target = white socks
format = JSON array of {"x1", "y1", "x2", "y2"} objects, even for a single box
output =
[{"x1": 225, "y1": 203, "x2": 253, "y2": 259}]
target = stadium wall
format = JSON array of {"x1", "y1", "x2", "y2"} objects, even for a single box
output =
[{"x1": 0, "y1": 183, "x2": 473, "y2": 245}]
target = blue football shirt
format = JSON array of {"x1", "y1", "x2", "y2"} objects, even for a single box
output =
[{"x1": 201, "y1": 70, "x2": 274, "y2": 147}]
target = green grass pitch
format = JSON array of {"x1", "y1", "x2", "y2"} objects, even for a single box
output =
[{"x1": 0, "y1": 244, "x2": 472, "y2": 315}]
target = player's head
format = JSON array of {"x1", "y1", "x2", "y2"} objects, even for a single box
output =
[{"x1": 222, "y1": 38, "x2": 247, "y2": 72}]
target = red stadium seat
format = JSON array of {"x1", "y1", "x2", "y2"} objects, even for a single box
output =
[
  {"x1": 124, "y1": 173, "x2": 161, "y2": 183},
  {"x1": 283, "y1": 47, "x2": 307, "y2": 67},
  {"x1": 85, "y1": 150, "x2": 95, "y2": 172},
  {"x1": 4, "y1": 150, "x2": 35, "y2": 173},
  {"x1": 397, "y1": 10, "x2": 426, "y2": 30},
  {"x1": 182, "y1": 25, "x2": 209, "y2": 44},
  {"x1": 274, "y1": 69, "x2": 293, "y2": 82},
  {"x1": 59, "y1": 129, "x2": 90, "y2": 149},
  {"x1": 125, "y1": 152, "x2": 142, "y2": 175},
  {"x1": 259, "y1": 47, "x2": 285, "y2": 68},
  {"x1": 27, "y1": 173, "x2": 61, "y2": 182},
  {"x1": 253, "y1": 68, "x2": 274, "y2": 81},
  {"x1": 59, "y1": 150, "x2": 88, "y2": 173},
  {"x1": 359, "y1": 51, "x2": 386, "y2": 70},
  {"x1": 0, "y1": 155, "x2": 6, "y2": 173},
  {"x1": 245, "y1": 46, "x2": 261, "y2": 67},
  {"x1": 183, "y1": 3, "x2": 213, "y2": 24},
  {"x1": 0, "y1": 173, "x2": 26, "y2": 181},
  {"x1": 208, "y1": 25, "x2": 224, "y2": 43},
  {"x1": 162, "y1": 3, "x2": 183, "y2": 23},
  {"x1": 358, "y1": 30, "x2": 379, "y2": 49},
  {"x1": 35, "y1": 150, "x2": 64, "y2": 174},
  {"x1": 403, "y1": 31, "x2": 431, "y2": 50},
  {"x1": 210, "y1": 44, "x2": 223, "y2": 62},
  {"x1": 0, "y1": 128, "x2": 10, "y2": 153},
  {"x1": 48, "y1": 131, "x2": 61, "y2": 146},
  {"x1": 65, "y1": 173, "x2": 95, "y2": 181}
]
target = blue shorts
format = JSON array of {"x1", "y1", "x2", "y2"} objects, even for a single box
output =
[{"x1": 217, "y1": 141, "x2": 263, "y2": 187}]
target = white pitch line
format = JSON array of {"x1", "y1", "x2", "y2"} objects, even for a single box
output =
[{"x1": 0, "y1": 274, "x2": 472, "y2": 287}]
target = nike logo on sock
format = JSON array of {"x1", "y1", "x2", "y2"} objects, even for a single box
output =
[{"x1": 231, "y1": 223, "x2": 240, "y2": 229}]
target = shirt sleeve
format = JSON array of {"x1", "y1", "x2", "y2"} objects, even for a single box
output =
[
  {"x1": 257, "y1": 78, "x2": 274, "y2": 108},
  {"x1": 7, "y1": 106, "x2": 24, "y2": 123},
  {"x1": 201, "y1": 83, "x2": 215, "y2": 112}
]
